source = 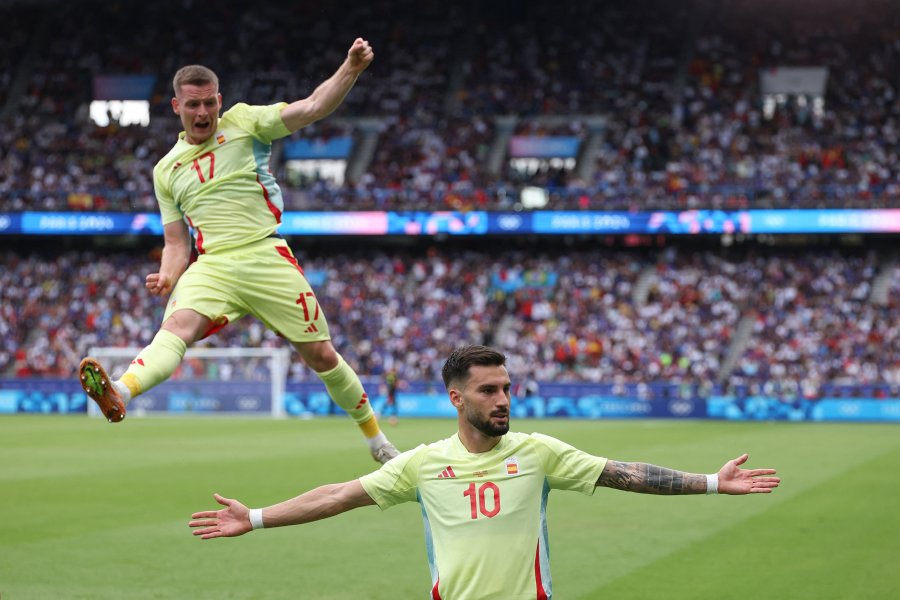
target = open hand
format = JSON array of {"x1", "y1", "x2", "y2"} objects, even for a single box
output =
[
  {"x1": 188, "y1": 493, "x2": 253, "y2": 539},
  {"x1": 717, "y1": 454, "x2": 781, "y2": 494}
]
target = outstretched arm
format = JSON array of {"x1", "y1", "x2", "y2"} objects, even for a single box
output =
[
  {"x1": 188, "y1": 479, "x2": 376, "y2": 540},
  {"x1": 597, "y1": 453, "x2": 780, "y2": 495},
  {"x1": 280, "y1": 38, "x2": 374, "y2": 132}
]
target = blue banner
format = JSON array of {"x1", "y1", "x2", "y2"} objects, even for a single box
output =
[
  {"x1": 5, "y1": 209, "x2": 900, "y2": 237},
  {"x1": 2, "y1": 379, "x2": 899, "y2": 422},
  {"x1": 708, "y1": 396, "x2": 900, "y2": 422},
  {"x1": 531, "y1": 211, "x2": 640, "y2": 233},
  {"x1": 284, "y1": 137, "x2": 353, "y2": 160},
  {"x1": 509, "y1": 136, "x2": 581, "y2": 158},
  {"x1": 18, "y1": 212, "x2": 163, "y2": 235},
  {"x1": 0, "y1": 213, "x2": 21, "y2": 234},
  {"x1": 93, "y1": 75, "x2": 157, "y2": 100}
]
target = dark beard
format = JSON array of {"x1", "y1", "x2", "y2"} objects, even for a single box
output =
[{"x1": 469, "y1": 410, "x2": 510, "y2": 438}]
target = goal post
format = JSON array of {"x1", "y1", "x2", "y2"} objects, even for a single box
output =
[{"x1": 85, "y1": 346, "x2": 291, "y2": 418}]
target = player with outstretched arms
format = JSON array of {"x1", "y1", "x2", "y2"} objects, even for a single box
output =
[
  {"x1": 78, "y1": 38, "x2": 399, "y2": 464},
  {"x1": 189, "y1": 345, "x2": 780, "y2": 599}
]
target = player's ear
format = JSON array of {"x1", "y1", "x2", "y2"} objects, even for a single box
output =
[
  {"x1": 171, "y1": 97, "x2": 180, "y2": 115},
  {"x1": 448, "y1": 388, "x2": 463, "y2": 409}
]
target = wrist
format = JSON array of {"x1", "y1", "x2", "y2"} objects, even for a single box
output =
[
  {"x1": 249, "y1": 508, "x2": 265, "y2": 530},
  {"x1": 706, "y1": 474, "x2": 719, "y2": 495}
]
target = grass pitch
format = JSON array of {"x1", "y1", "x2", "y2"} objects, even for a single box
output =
[{"x1": 1, "y1": 415, "x2": 898, "y2": 599}]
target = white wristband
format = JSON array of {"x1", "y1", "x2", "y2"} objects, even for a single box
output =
[
  {"x1": 706, "y1": 474, "x2": 719, "y2": 495},
  {"x1": 249, "y1": 508, "x2": 265, "y2": 530}
]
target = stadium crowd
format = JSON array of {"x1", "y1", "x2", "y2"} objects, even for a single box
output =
[
  {"x1": 1, "y1": 0, "x2": 899, "y2": 212},
  {"x1": 2, "y1": 244, "x2": 898, "y2": 399},
  {"x1": 2, "y1": 0, "x2": 899, "y2": 399}
]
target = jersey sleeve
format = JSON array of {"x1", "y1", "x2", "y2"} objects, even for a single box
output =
[
  {"x1": 359, "y1": 444, "x2": 426, "y2": 509},
  {"x1": 152, "y1": 163, "x2": 184, "y2": 225},
  {"x1": 531, "y1": 433, "x2": 608, "y2": 495},
  {"x1": 221, "y1": 102, "x2": 291, "y2": 143}
]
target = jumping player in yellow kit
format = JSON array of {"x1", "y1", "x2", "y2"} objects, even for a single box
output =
[
  {"x1": 78, "y1": 38, "x2": 399, "y2": 463},
  {"x1": 189, "y1": 346, "x2": 781, "y2": 599}
]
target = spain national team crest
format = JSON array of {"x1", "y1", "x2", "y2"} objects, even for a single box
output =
[{"x1": 506, "y1": 456, "x2": 520, "y2": 476}]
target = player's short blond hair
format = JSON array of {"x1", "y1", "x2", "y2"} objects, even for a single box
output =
[{"x1": 172, "y1": 65, "x2": 219, "y2": 95}]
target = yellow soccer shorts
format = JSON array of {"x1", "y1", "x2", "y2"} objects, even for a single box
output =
[{"x1": 163, "y1": 237, "x2": 331, "y2": 343}]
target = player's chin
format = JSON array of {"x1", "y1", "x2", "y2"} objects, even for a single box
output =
[{"x1": 490, "y1": 415, "x2": 510, "y2": 433}]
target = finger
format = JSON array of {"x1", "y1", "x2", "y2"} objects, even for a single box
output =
[
  {"x1": 747, "y1": 468, "x2": 777, "y2": 476},
  {"x1": 732, "y1": 453, "x2": 749, "y2": 466},
  {"x1": 192, "y1": 526, "x2": 219, "y2": 536},
  {"x1": 751, "y1": 481, "x2": 780, "y2": 489},
  {"x1": 188, "y1": 519, "x2": 217, "y2": 528},
  {"x1": 190, "y1": 511, "x2": 219, "y2": 520},
  {"x1": 751, "y1": 477, "x2": 781, "y2": 485},
  {"x1": 214, "y1": 493, "x2": 230, "y2": 507}
]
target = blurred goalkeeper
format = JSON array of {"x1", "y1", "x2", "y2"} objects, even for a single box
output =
[
  {"x1": 189, "y1": 345, "x2": 781, "y2": 599},
  {"x1": 78, "y1": 38, "x2": 399, "y2": 464}
]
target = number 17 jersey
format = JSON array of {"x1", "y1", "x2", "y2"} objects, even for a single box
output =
[
  {"x1": 359, "y1": 431, "x2": 608, "y2": 600},
  {"x1": 152, "y1": 102, "x2": 291, "y2": 254}
]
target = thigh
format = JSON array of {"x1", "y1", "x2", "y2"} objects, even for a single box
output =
[
  {"x1": 238, "y1": 242, "x2": 332, "y2": 343},
  {"x1": 164, "y1": 258, "x2": 248, "y2": 337}
]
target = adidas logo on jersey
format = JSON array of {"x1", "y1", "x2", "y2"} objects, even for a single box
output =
[
  {"x1": 437, "y1": 466, "x2": 457, "y2": 479},
  {"x1": 304, "y1": 323, "x2": 318, "y2": 334}
]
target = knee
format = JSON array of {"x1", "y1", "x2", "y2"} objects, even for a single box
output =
[
  {"x1": 161, "y1": 310, "x2": 210, "y2": 345},
  {"x1": 297, "y1": 341, "x2": 339, "y2": 372}
]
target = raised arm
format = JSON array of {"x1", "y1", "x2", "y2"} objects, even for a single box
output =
[
  {"x1": 189, "y1": 479, "x2": 376, "y2": 540},
  {"x1": 280, "y1": 38, "x2": 374, "y2": 132},
  {"x1": 597, "y1": 453, "x2": 780, "y2": 495}
]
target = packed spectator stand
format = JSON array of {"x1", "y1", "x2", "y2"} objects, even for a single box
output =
[
  {"x1": 1, "y1": 0, "x2": 899, "y2": 398},
  {"x1": 3, "y1": 241, "x2": 899, "y2": 398},
  {"x1": 1, "y1": 0, "x2": 898, "y2": 212}
]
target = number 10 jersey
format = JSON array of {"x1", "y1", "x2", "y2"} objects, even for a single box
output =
[{"x1": 360, "y1": 431, "x2": 608, "y2": 600}]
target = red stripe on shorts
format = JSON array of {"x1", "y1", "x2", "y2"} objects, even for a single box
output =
[
  {"x1": 201, "y1": 316, "x2": 229, "y2": 340},
  {"x1": 275, "y1": 246, "x2": 305, "y2": 275}
]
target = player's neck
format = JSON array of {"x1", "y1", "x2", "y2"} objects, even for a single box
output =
[{"x1": 457, "y1": 427, "x2": 503, "y2": 454}]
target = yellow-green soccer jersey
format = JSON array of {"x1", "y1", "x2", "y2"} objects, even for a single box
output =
[
  {"x1": 153, "y1": 102, "x2": 291, "y2": 254},
  {"x1": 359, "y1": 431, "x2": 608, "y2": 600}
]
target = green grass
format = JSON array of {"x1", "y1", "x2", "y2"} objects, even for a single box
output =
[{"x1": 1, "y1": 416, "x2": 898, "y2": 599}]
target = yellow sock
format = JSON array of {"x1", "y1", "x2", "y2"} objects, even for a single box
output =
[
  {"x1": 359, "y1": 415, "x2": 381, "y2": 439},
  {"x1": 119, "y1": 329, "x2": 187, "y2": 403},
  {"x1": 317, "y1": 355, "x2": 380, "y2": 435}
]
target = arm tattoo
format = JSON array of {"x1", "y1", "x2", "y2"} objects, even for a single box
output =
[{"x1": 597, "y1": 460, "x2": 707, "y2": 495}]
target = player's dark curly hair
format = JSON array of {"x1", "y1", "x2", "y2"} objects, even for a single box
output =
[{"x1": 441, "y1": 345, "x2": 506, "y2": 390}]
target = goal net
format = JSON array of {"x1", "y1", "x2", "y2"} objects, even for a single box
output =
[{"x1": 85, "y1": 346, "x2": 291, "y2": 418}]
